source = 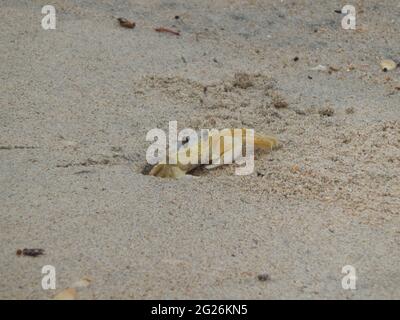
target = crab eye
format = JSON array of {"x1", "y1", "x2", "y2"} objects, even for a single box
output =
[{"x1": 182, "y1": 136, "x2": 190, "y2": 144}]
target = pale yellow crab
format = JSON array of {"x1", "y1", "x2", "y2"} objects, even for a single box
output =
[{"x1": 148, "y1": 128, "x2": 277, "y2": 178}]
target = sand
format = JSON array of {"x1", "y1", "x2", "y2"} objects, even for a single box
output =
[{"x1": 0, "y1": 0, "x2": 399, "y2": 299}]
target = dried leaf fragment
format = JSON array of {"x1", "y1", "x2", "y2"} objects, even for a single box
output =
[
  {"x1": 118, "y1": 18, "x2": 135, "y2": 29},
  {"x1": 328, "y1": 66, "x2": 340, "y2": 73}
]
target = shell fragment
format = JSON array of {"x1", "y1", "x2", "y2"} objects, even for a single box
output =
[{"x1": 380, "y1": 59, "x2": 397, "y2": 72}]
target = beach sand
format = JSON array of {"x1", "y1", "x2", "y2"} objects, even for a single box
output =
[{"x1": 0, "y1": 0, "x2": 399, "y2": 299}]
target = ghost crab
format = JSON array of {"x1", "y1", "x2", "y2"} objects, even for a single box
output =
[{"x1": 147, "y1": 128, "x2": 277, "y2": 179}]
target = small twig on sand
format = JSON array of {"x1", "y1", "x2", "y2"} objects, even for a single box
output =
[
  {"x1": 155, "y1": 27, "x2": 180, "y2": 36},
  {"x1": 16, "y1": 248, "x2": 45, "y2": 257},
  {"x1": 0, "y1": 145, "x2": 37, "y2": 150}
]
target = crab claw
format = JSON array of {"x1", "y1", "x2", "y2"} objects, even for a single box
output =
[
  {"x1": 253, "y1": 133, "x2": 278, "y2": 150},
  {"x1": 148, "y1": 164, "x2": 187, "y2": 179}
]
